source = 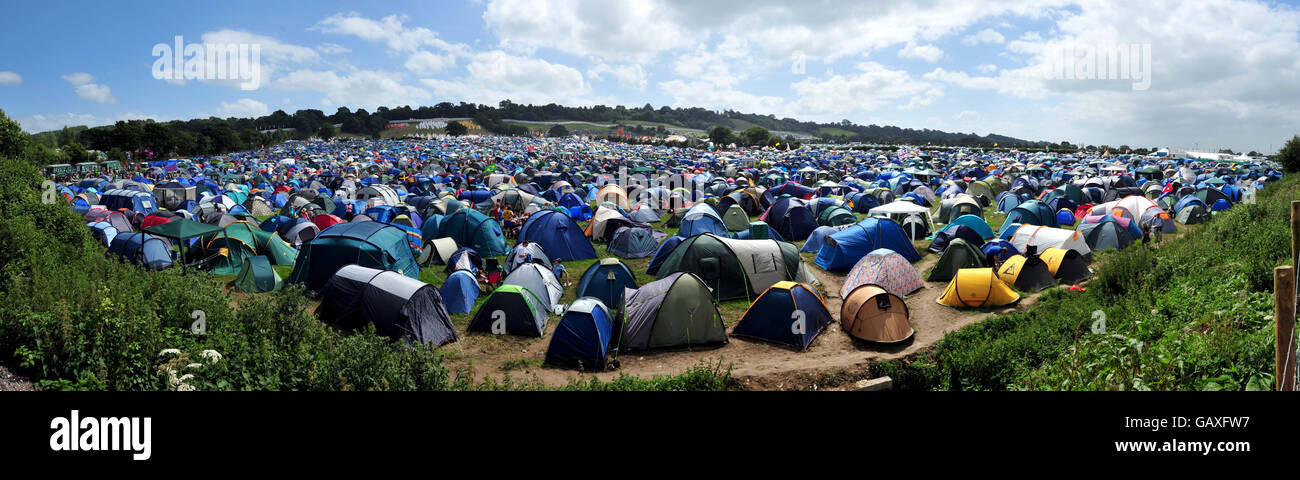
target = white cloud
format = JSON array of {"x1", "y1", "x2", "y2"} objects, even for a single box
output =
[
  {"x1": 587, "y1": 62, "x2": 647, "y2": 91},
  {"x1": 317, "y1": 43, "x2": 351, "y2": 55},
  {"x1": 975, "y1": 63, "x2": 999, "y2": 73},
  {"x1": 421, "y1": 50, "x2": 595, "y2": 105},
  {"x1": 0, "y1": 71, "x2": 20, "y2": 86},
  {"x1": 217, "y1": 98, "x2": 270, "y2": 118},
  {"x1": 276, "y1": 69, "x2": 431, "y2": 109},
  {"x1": 659, "y1": 79, "x2": 785, "y2": 114},
  {"x1": 62, "y1": 72, "x2": 94, "y2": 86},
  {"x1": 789, "y1": 62, "x2": 942, "y2": 118},
  {"x1": 962, "y1": 28, "x2": 1006, "y2": 46},
  {"x1": 312, "y1": 13, "x2": 471, "y2": 57},
  {"x1": 75, "y1": 83, "x2": 117, "y2": 104},
  {"x1": 897, "y1": 42, "x2": 944, "y2": 62},
  {"x1": 483, "y1": 0, "x2": 703, "y2": 62},
  {"x1": 404, "y1": 51, "x2": 456, "y2": 75}
]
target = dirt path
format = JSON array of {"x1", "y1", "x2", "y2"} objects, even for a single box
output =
[
  {"x1": 445, "y1": 254, "x2": 1051, "y2": 390},
  {"x1": 0, "y1": 364, "x2": 35, "y2": 391}
]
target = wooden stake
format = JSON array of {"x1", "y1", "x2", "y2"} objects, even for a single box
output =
[
  {"x1": 1276, "y1": 266, "x2": 1296, "y2": 391},
  {"x1": 1291, "y1": 201, "x2": 1299, "y2": 273}
]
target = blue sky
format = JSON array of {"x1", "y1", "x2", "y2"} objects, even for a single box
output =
[{"x1": 1, "y1": 0, "x2": 1298, "y2": 153}]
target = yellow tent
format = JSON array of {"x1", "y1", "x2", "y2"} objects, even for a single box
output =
[
  {"x1": 996, "y1": 255, "x2": 1057, "y2": 292},
  {"x1": 937, "y1": 268, "x2": 1021, "y2": 308},
  {"x1": 1039, "y1": 248, "x2": 1092, "y2": 284}
]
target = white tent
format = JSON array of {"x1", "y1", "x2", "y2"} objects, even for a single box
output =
[
  {"x1": 869, "y1": 200, "x2": 935, "y2": 231},
  {"x1": 1091, "y1": 195, "x2": 1176, "y2": 233},
  {"x1": 1009, "y1": 225, "x2": 1093, "y2": 257}
]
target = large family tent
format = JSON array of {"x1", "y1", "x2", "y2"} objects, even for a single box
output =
[
  {"x1": 107, "y1": 233, "x2": 173, "y2": 269},
  {"x1": 841, "y1": 284, "x2": 914, "y2": 343},
  {"x1": 608, "y1": 226, "x2": 661, "y2": 259},
  {"x1": 516, "y1": 210, "x2": 597, "y2": 261},
  {"x1": 545, "y1": 297, "x2": 615, "y2": 370},
  {"x1": 439, "y1": 269, "x2": 481, "y2": 314},
  {"x1": 655, "y1": 233, "x2": 817, "y2": 301},
  {"x1": 936, "y1": 268, "x2": 1021, "y2": 308},
  {"x1": 501, "y1": 263, "x2": 564, "y2": 312},
  {"x1": 316, "y1": 265, "x2": 457, "y2": 346},
  {"x1": 577, "y1": 258, "x2": 639, "y2": 307},
  {"x1": 437, "y1": 208, "x2": 510, "y2": 257},
  {"x1": 995, "y1": 253, "x2": 1057, "y2": 292},
  {"x1": 841, "y1": 248, "x2": 925, "y2": 298},
  {"x1": 288, "y1": 221, "x2": 420, "y2": 293},
  {"x1": 621, "y1": 272, "x2": 727, "y2": 351},
  {"x1": 762, "y1": 197, "x2": 818, "y2": 241},
  {"x1": 234, "y1": 255, "x2": 282, "y2": 293},
  {"x1": 677, "y1": 203, "x2": 731, "y2": 237},
  {"x1": 467, "y1": 285, "x2": 549, "y2": 337},
  {"x1": 732, "y1": 282, "x2": 832, "y2": 351},
  {"x1": 926, "y1": 238, "x2": 987, "y2": 282},
  {"x1": 1008, "y1": 225, "x2": 1092, "y2": 258},
  {"x1": 1039, "y1": 248, "x2": 1091, "y2": 283},
  {"x1": 814, "y1": 217, "x2": 921, "y2": 271}
]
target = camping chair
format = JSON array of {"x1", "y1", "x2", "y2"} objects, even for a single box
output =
[{"x1": 483, "y1": 258, "x2": 507, "y2": 291}]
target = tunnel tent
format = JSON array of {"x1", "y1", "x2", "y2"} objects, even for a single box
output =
[
  {"x1": 467, "y1": 284, "x2": 549, "y2": 337},
  {"x1": 995, "y1": 253, "x2": 1057, "y2": 292},
  {"x1": 936, "y1": 268, "x2": 1021, "y2": 308},
  {"x1": 841, "y1": 284, "x2": 914, "y2": 344},
  {"x1": 1008, "y1": 225, "x2": 1093, "y2": 259},
  {"x1": 316, "y1": 265, "x2": 458, "y2": 347},
  {"x1": 655, "y1": 233, "x2": 818, "y2": 302},
  {"x1": 620, "y1": 272, "x2": 727, "y2": 351},
  {"x1": 731, "y1": 281, "x2": 832, "y2": 351}
]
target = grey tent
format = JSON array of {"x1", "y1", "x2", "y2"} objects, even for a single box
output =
[
  {"x1": 1077, "y1": 221, "x2": 1133, "y2": 251},
  {"x1": 316, "y1": 265, "x2": 458, "y2": 347},
  {"x1": 608, "y1": 226, "x2": 660, "y2": 259},
  {"x1": 621, "y1": 272, "x2": 727, "y2": 351},
  {"x1": 722, "y1": 204, "x2": 750, "y2": 232},
  {"x1": 501, "y1": 263, "x2": 564, "y2": 312},
  {"x1": 418, "y1": 237, "x2": 458, "y2": 266},
  {"x1": 283, "y1": 221, "x2": 321, "y2": 247},
  {"x1": 508, "y1": 241, "x2": 552, "y2": 272},
  {"x1": 1175, "y1": 204, "x2": 1211, "y2": 224}
]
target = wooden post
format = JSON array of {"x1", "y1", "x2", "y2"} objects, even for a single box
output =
[
  {"x1": 1291, "y1": 201, "x2": 1299, "y2": 274},
  {"x1": 1277, "y1": 266, "x2": 1296, "y2": 391}
]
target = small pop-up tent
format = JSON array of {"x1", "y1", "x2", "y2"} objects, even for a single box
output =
[
  {"x1": 468, "y1": 285, "x2": 549, "y2": 337},
  {"x1": 996, "y1": 254, "x2": 1057, "y2": 292},
  {"x1": 732, "y1": 281, "x2": 832, "y2": 351},
  {"x1": 1039, "y1": 248, "x2": 1092, "y2": 284},
  {"x1": 545, "y1": 297, "x2": 615, "y2": 370},
  {"x1": 841, "y1": 284, "x2": 913, "y2": 343},
  {"x1": 937, "y1": 268, "x2": 1021, "y2": 308},
  {"x1": 927, "y1": 238, "x2": 987, "y2": 282},
  {"x1": 234, "y1": 255, "x2": 282, "y2": 292}
]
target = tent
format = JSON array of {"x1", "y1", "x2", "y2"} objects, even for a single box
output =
[
  {"x1": 1002, "y1": 199, "x2": 1058, "y2": 230},
  {"x1": 995, "y1": 253, "x2": 1057, "y2": 292},
  {"x1": 678, "y1": 203, "x2": 731, "y2": 238},
  {"x1": 814, "y1": 217, "x2": 921, "y2": 271},
  {"x1": 868, "y1": 200, "x2": 934, "y2": 233},
  {"x1": 1008, "y1": 225, "x2": 1093, "y2": 258},
  {"x1": 646, "y1": 235, "x2": 684, "y2": 276},
  {"x1": 927, "y1": 225, "x2": 986, "y2": 255},
  {"x1": 722, "y1": 204, "x2": 751, "y2": 232},
  {"x1": 438, "y1": 208, "x2": 509, "y2": 257},
  {"x1": 594, "y1": 184, "x2": 630, "y2": 209},
  {"x1": 732, "y1": 281, "x2": 832, "y2": 351},
  {"x1": 585, "y1": 207, "x2": 641, "y2": 242},
  {"x1": 234, "y1": 255, "x2": 282, "y2": 292},
  {"x1": 545, "y1": 297, "x2": 615, "y2": 370},
  {"x1": 438, "y1": 270, "x2": 481, "y2": 314},
  {"x1": 577, "y1": 258, "x2": 639, "y2": 308},
  {"x1": 1174, "y1": 202, "x2": 1212, "y2": 224},
  {"x1": 143, "y1": 218, "x2": 226, "y2": 272},
  {"x1": 107, "y1": 233, "x2": 173, "y2": 269},
  {"x1": 608, "y1": 226, "x2": 660, "y2": 259},
  {"x1": 655, "y1": 233, "x2": 818, "y2": 301},
  {"x1": 287, "y1": 221, "x2": 420, "y2": 293},
  {"x1": 980, "y1": 239, "x2": 1021, "y2": 263},
  {"x1": 1077, "y1": 219, "x2": 1134, "y2": 251},
  {"x1": 508, "y1": 241, "x2": 552, "y2": 272},
  {"x1": 761, "y1": 197, "x2": 818, "y2": 241},
  {"x1": 445, "y1": 247, "x2": 484, "y2": 273},
  {"x1": 517, "y1": 210, "x2": 597, "y2": 261},
  {"x1": 927, "y1": 238, "x2": 987, "y2": 282},
  {"x1": 621, "y1": 272, "x2": 726, "y2": 351},
  {"x1": 936, "y1": 196, "x2": 983, "y2": 224},
  {"x1": 842, "y1": 248, "x2": 925, "y2": 298},
  {"x1": 816, "y1": 204, "x2": 857, "y2": 228},
  {"x1": 501, "y1": 263, "x2": 564, "y2": 312},
  {"x1": 801, "y1": 224, "x2": 850, "y2": 254},
  {"x1": 418, "y1": 237, "x2": 458, "y2": 267},
  {"x1": 936, "y1": 268, "x2": 1021, "y2": 308},
  {"x1": 627, "y1": 204, "x2": 662, "y2": 223},
  {"x1": 317, "y1": 265, "x2": 457, "y2": 346},
  {"x1": 943, "y1": 214, "x2": 995, "y2": 240},
  {"x1": 467, "y1": 285, "x2": 549, "y2": 337},
  {"x1": 841, "y1": 284, "x2": 913, "y2": 343},
  {"x1": 1040, "y1": 248, "x2": 1091, "y2": 284}
]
